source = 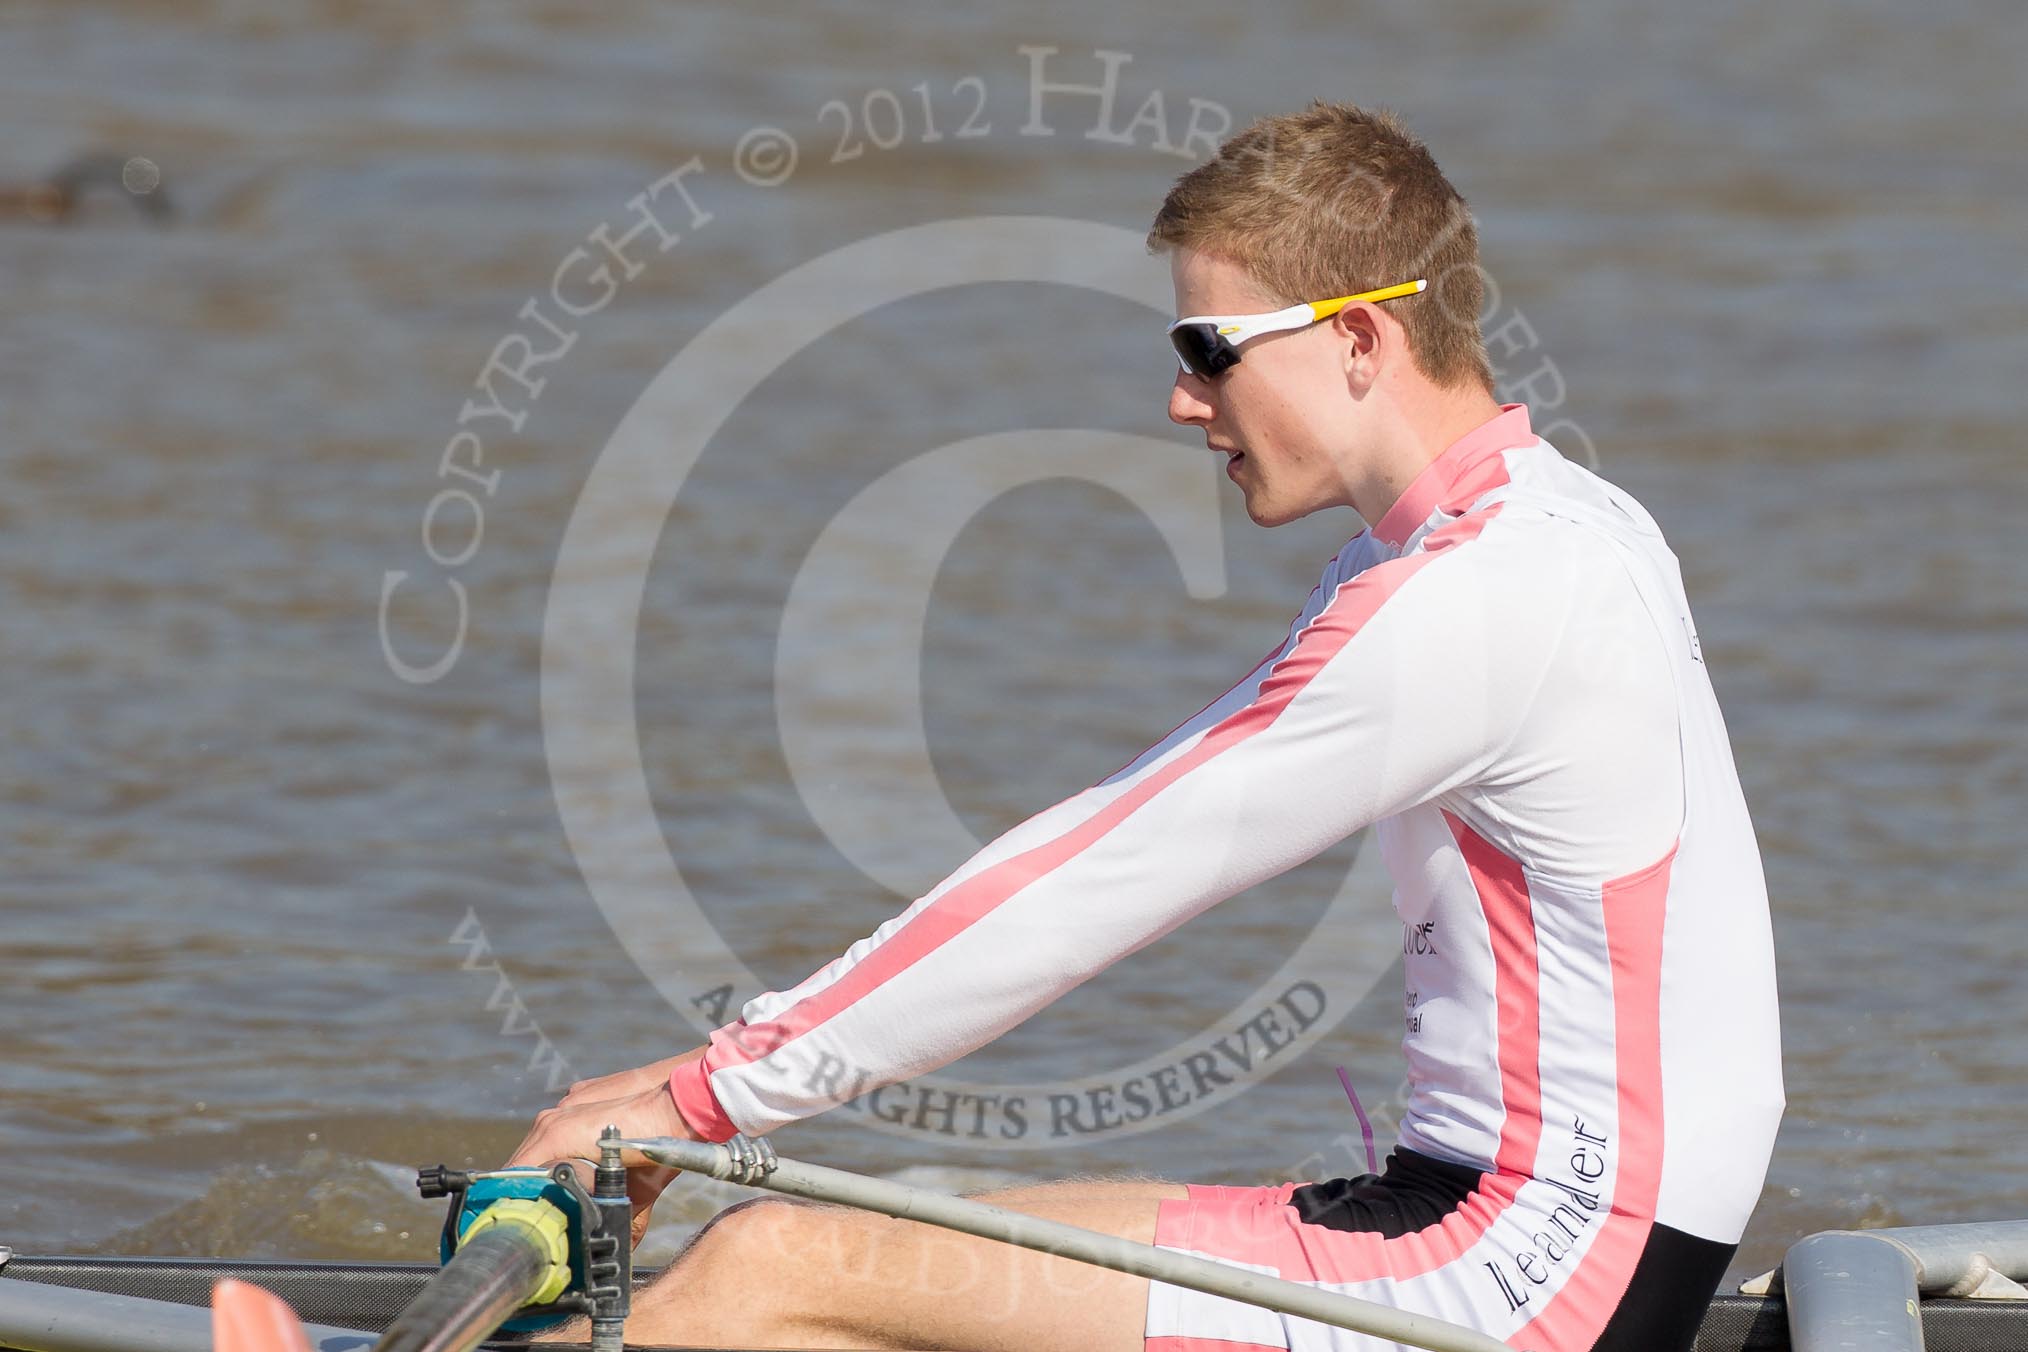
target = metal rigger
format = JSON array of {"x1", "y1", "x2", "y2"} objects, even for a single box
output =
[{"x1": 390, "y1": 1125, "x2": 634, "y2": 1352}]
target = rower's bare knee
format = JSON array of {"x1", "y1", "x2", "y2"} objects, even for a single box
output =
[
  {"x1": 679, "y1": 1196, "x2": 837, "y2": 1279},
  {"x1": 633, "y1": 1199, "x2": 855, "y2": 1344}
]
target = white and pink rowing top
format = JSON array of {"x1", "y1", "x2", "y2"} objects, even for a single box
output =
[{"x1": 670, "y1": 403, "x2": 1784, "y2": 1252}]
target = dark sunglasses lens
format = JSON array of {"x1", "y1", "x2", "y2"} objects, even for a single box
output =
[{"x1": 1170, "y1": 324, "x2": 1240, "y2": 378}]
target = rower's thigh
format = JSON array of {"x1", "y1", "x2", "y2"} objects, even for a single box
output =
[
  {"x1": 707, "y1": 1179, "x2": 1187, "y2": 1351},
  {"x1": 969, "y1": 1176, "x2": 1191, "y2": 1211}
]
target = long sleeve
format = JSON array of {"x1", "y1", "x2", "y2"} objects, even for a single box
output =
[{"x1": 670, "y1": 515, "x2": 1548, "y2": 1141}]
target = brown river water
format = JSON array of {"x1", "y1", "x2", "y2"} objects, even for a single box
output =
[{"x1": 1, "y1": 0, "x2": 2024, "y2": 1291}]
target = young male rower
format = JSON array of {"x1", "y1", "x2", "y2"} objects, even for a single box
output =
[{"x1": 509, "y1": 102, "x2": 1784, "y2": 1351}]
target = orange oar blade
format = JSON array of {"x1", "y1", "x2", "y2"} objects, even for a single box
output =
[{"x1": 211, "y1": 1278, "x2": 314, "y2": 1352}]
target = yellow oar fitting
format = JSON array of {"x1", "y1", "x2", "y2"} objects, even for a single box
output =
[{"x1": 459, "y1": 1197, "x2": 573, "y2": 1306}]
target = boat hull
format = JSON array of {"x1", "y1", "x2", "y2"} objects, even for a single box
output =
[{"x1": 1, "y1": 1253, "x2": 2023, "y2": 1350}]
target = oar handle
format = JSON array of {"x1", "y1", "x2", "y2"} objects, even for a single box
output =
[{"x1": 376, "y1": 1222, "x2": 557, "y2": 1352}]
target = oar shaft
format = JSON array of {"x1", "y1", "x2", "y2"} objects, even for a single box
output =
[{"x1": 627, "y1": 1137, "x2": 1513, "y2": 1352}]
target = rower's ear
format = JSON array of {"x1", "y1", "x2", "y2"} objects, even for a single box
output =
[{"x1": 1333, "y1": 303, "x2": 1387, "y2": 395}]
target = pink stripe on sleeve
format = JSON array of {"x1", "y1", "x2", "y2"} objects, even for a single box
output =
[
  {"x1": 668, "y1": 1058, "x2": 741, "y2": 1143},
  {"x1": 690, "y1": 509, "x2": 1506, "y2": 1126}
]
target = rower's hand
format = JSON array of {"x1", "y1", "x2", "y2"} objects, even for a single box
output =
[
  {"x1": 546, "y1": 1048, "x2": 707, "y2": 1113},
  {"x1": 507, "y1": 1053, "x2": 708, "y2": 1245}
]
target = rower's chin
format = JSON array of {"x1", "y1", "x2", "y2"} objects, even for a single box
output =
[
  {"x1": 1224, "y1": 454, "x2": 1303, "y2": 527},
  {"x1": 1237, "y1": 483, "x2": 1311, "y2": 529}
]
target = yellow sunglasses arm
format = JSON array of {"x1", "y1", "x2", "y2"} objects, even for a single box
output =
[{"x1": 1305, "y1": 278, "x2": 1428, "y2": 323}]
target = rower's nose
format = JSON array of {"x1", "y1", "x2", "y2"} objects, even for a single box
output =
[{"x1": 1168, "y1": 369, "x2": 1215, "y2": 427}]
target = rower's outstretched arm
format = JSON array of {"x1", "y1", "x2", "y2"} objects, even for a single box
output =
[{"x1": 671, "y1": 526, "x2": 1555, "y2": 1143}]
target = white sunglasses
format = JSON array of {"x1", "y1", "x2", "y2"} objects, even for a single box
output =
[{"x1": 1167, "y1": 278, "x2": 1427, "y2": 378}]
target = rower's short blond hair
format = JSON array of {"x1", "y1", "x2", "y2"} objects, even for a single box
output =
[{"x1": 1148, "y1": 102, "x2": 1494, "y2": 393}]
